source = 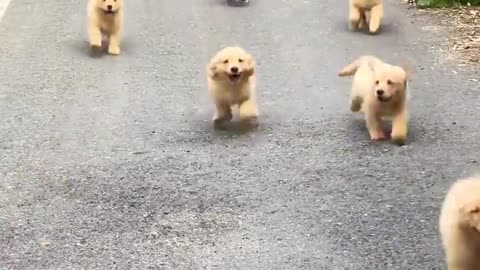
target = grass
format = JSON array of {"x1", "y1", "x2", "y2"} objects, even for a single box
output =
[{"x1": 416, "y1": 0, "x2": 480, "y2": 7}]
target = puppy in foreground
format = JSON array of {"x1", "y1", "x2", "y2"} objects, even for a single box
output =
[
  {"x1": 338, "y1": 55, "x2": 410, "y2": 145},
  {"x1": 206, "y1": 46, "x2": 258, "y2": 129},
  {"x1": 348, "y1": 0, "x2": 384, "y2": 34},
  {"x1": 439, "y1": 176, "x2": 480, "y2": 270},
  {"x1": 87, "y1": 0, "x2": 124, "y2": 55}
]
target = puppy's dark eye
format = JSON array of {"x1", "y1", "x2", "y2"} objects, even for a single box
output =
[
  {"x1": 239, "y1": 59, "x2": 244, "y2": 63},
  {"x1": 375, "y1": 80, "x2": 379, "y2": 85},
  {"x1": 387, "y1": 80, "x2": 392, "y2": 85},
  {"x1": 223, "y1": 60, "x2": 228, "y2": 64}
]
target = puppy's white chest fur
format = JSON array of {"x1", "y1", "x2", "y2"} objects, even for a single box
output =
[{"x1": 209, "y1": 78, "x2": 255, "y2": 106}]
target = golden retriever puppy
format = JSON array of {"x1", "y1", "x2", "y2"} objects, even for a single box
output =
[
  {"x1": 349, "y1": 0, "x2": 384, "y2": 34},
  {"x1": 338, "y1": 55, "x2": 410, "y2": 145},
  {"x1": 87, "y1": 0, "x2": 124, "y2": 55},
  {"x1": 206, "y1": 46, "x2": 258, "y2": 129},
  {"x1": 439, "y1": 176, "x2": 480, "y2": 270}
]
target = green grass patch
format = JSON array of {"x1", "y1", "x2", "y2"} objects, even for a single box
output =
[{"x1": 416, "y1": 0, "x2": 480, "y2": 8}]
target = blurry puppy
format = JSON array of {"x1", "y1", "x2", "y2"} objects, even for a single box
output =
[
  {"x1": 439, "y1": 176, "x2": 480, "y2": 270},
  {"x1": 349, "y1": 0, "x2": 384, "y2": 34},
  {"x1": 206, "y1": 46, "x2": 257, "y2": 129},
  {"x1": 338, "y1": 55, "x2": 410, "y2": 145},
  {"x1": 87, "y1": 0, "x2": 124, "y2": 55}
]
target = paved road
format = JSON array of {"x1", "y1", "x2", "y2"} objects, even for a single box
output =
[{"x1": 0, "y1": 0, "x2": 479, "y2": 269}]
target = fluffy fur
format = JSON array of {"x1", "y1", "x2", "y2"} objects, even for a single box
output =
[
  {"x1": 338, "y1": 55, "x2": 410, "y2": 145},
  {"x1": 206, "y1": 46, "x2": 258, "y2": 129},
  {"x1": 439, "y1": 176, "x2": 480, "y2": 270},
  {"x1": 348, "y1": 0, "x2": 384, "y2": 34},
  {"x1": 87, "y1": 0, "x2": 124, "y2": 55}
]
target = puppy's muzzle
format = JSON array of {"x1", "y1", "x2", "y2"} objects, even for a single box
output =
[
  {"x1": 228, "y1": 66, "x2": 242, "y2": 82},
  {"x1": 104, "y1": 6, "x2": 117, "y2": 15},
  {"x1": 376, "y1": 89, "x2": 391, "y2": 102}
]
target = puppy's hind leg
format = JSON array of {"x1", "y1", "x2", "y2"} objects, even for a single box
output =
[
  {"x1": 358, "y1": 10, "x2": 368, "y2": 30},
  {"x1": 369, "y1": 4, "x2": 384, "y2": 34},
  {"x1": 350, "y1": 96, "x2": 363, "y2": 112},
  {"x1": 348, "y1": 6, "x2": 361, "y2": 31},
  {"x1": 213, "y1": 102, "x2": 233, "y2": 129}
]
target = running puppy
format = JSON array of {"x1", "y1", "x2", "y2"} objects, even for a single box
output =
[
  {"x1": 206, "y1": 46, "x2": 258, "y2": 129},
  {"x1": 87, "y1": 0, "x2": 124, "y2": 55},
  {"x1": 439, "y1": 176, "x2": 480, "y2": 270},
  {"x1": 338, "y1": 55, "x2": 410, "y2": 145},
  {"x1": 348, "y1": 0, "x2": 384, "y2": 34}
]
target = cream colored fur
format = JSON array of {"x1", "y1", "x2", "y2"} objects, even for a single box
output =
[
  {"x1": 206, "y1": 46, "x2": 258, "y2": 129},
  {"x1": 440, "y1": 176, "x2": 480, "y2": 270},
  {"x1": 338, "y1": 55, "x2": 410, "y2": 145},
  {"x1": 87, "y1": 0, "x2": 124, "y2": 55},
  {"x1": 349, "y1": 0, "x2": 384, "y2": 34}
]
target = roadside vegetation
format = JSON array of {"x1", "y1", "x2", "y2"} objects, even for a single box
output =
[
  {"x1": 416, "y1": 0, "x2": 480, "y2": 8},
  {"x1": 408, "y1": 0, "x2": 479, "y2": 65}
]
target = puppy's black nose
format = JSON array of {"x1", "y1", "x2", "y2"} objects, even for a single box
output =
[
  {"x1": 376, "y1": 89, "x2": 384, "y2": 96},
  {"x1": 230, "y1": 67, "x2": 239, "y2": 73},
  {"x1": 107, "y1": 5, "x2": 112, "y2": 10}
]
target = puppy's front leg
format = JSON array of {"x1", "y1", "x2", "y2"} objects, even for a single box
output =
[
  {"x1": 369, "y1": 4, "x2": 383, "y2": 34},
  {"x1": 213, "y1": 102, "x2": 232, "y2": 129},
  {"x1": 108, "y1": 31, "x2": 121, "y2": 55},
  {"x1": 366, "y1": 111, "x2": 385, "y2": 141},
  {"x1": 88, "y1": 23, "x2": 103, "y2": 52},
  {"x1": 391, "y1": 109, "x2": 407, "y2": 145},
  {"x1": 238, "y1": 98, "x2": 259, "y2": 126},
  {"x1": 348, "y1": 6, "x2": 361, "y2": 31}
]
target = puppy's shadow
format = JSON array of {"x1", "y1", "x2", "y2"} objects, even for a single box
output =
[
  {"x1": 65, "y1": 39, "x2": 134, "y2": 58},
  {"x1": 334, "y1": 20, "x2": 395, "y2": 36},
  {"x1": 212, "y1": 0, "x2": 251, "y2": 7},
  {"x1": 212, "y1": 120, "x2": 260, "y2": 136},
  {"x1": 347, "y1": 117, "x2": 421, "y2": 145}
]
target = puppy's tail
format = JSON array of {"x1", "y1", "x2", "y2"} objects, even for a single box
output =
[
  {"x1": 338, "y1": 61, "x2": 359, "y2": 77},
  {"x1": 338, "y1": 56, "x2": 378, "y2": 77}
]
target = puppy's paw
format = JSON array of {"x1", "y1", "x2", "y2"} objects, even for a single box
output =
[
  {"x1": 240, "y1": 115, "x2": 259, "y2": 127},
  {"x1": 370, "y1": 131, "x2": 387, "y2": 141},
  {"x1": 348, "y1": 20, "x2": 358, "y2": 31},
  {"x1": 108, "y1": 45, "x2": 121, "y2": 55},
  {"x1": 90, "y1": 44, "x2": 103, "y2": 56},
  {"x1": 358, "y1": 19, "x2": 367, "y2": 30},
  {"x1": 391, "y1": 135, "x2": 406, "y2": 146},
  {"x1": 213, "y1": 112, "x2": 233, "y2": 130}
]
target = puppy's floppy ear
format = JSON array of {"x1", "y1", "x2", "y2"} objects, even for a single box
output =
[
  {"x1": 400, "y1": 61, "x2": 414, "y2": 81},
  {"x1": 207, "y1": 60, "x2": 219, "y2": 79},
  {"x1": 244, "y1": 53, "x2": 256, "y2": 77}
]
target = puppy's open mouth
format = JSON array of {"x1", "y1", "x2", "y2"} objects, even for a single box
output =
[
  {"x1": 228, "y1": 73, "x2": 242, "y2": 82},
  {"x1": 104, "y1": 10, "x2": 117, "y2": 15},
  {"x1": 377, "y1": 96, "x2": 391, "y2": 102}
]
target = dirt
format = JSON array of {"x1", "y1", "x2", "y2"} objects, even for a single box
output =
[{"x1": 403, "y1": 0, "x2": 480, "y2": 66}]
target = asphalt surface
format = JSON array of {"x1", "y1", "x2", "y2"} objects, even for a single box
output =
[{"x1": 0, "y1": 0, "x2": 479, "y2": 269}]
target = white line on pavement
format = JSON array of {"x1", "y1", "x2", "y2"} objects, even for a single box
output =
[{"x1": 0, "y1": 0, "x2": 12, "y2": 21}]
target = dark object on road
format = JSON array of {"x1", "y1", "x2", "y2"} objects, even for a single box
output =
[{"x1": 227, "y1": 0, "x2": 249, "y2": 7}]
